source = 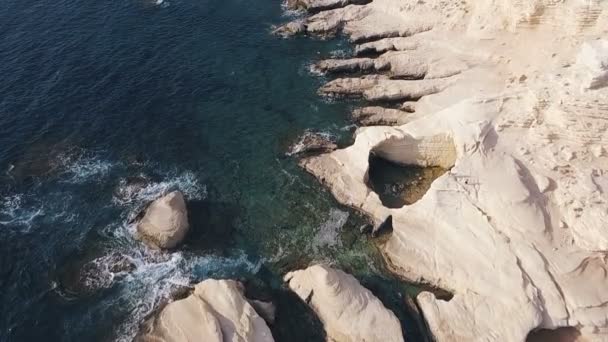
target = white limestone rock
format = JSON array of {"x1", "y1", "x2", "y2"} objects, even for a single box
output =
[
  {"x1": 285, "y1": 264, "x2": 404, "y2": 342},
  {"x1": 137, "y1": 191, "x2": 189, "y2": 249},
  {"x1": 289, "y1": 0, "x2": 608, "y2": 340},
  {"x1": 137, "y1": 279, "x2": 274, "y2": 342}
]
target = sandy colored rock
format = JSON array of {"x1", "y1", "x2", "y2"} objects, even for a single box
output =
[
  {"x1": 287, "y1": 0, "x2": 608, "y2": 340},
  {"x1": 286, "y1": 0, "x2": 371, "y2": 13},
  {"x1": 285, "y1": 264, "x2": 404, "y2": 342},
  {"x1": 137, "y1": 279, "x2": 274, "y2": 342},
  {"x1": 137, "y1": 191, "x2": 189, "y2": 249},
  {"x1": 351, "y1": 106, "x2": 410, "y2": 126}
]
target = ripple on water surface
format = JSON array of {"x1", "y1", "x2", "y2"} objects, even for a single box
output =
[{"x1": 0, "y1": 0, "x2": 429, "y2": 340}]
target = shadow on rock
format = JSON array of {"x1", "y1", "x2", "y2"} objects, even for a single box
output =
[{"x1": 242, "y1": 266, "x2": 327, "y2": 342}]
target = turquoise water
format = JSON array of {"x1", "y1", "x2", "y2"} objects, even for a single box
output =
[{"x1": 0, "y1": 0, "x2": 427, "y2": 340}]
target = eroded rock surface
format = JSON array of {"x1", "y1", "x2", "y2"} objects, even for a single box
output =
[
  {"x1": 287, "y1": 131, "x2": 338, "y2": 156},
  {"x1": 285, "y1": 264, "x2": 404, "y2": 342},
  {"x1": 137, "y1": 191, "x2": 189, "y2": 249},
  {"x1": 284, "y1": 0, "x2": 608, "y2": 340},
  {"x1": 137, "y1": 279, "x2": 274, "y2": 342},
  {"x1": 351, "y1": 106, "x2": 410, "y2": 126}
]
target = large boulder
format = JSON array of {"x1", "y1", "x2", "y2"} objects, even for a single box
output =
[
  {"x1": 284, "y1": 264, "x2": 404, "y2": 342},
  {"x1": 137, "y1": 279, "x2": 274, "y2": 342},
  {"x1": 137, "y1": 191, "x2": 189, "y2": 249}
]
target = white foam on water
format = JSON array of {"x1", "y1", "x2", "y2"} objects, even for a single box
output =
[
  {"x1": 330, "y1": 49, "x2": 349, "y2": 58},
  {"x1": 307, "y1": 62, "x2": 325, "y2": 76},
  {"x1": 0, "y1": 194, "x2": 44, "y2": 232},
  {"x1": 303, "y1": 58, "x2": 331, "y2": 78},
  {"x1": 112, "y1": 249, "x2": 261, "y2": 342},
  {"x1": 56, "y1": 151, "x2": 115, "y2": 184},
  {"x1": 113, "y1": 251, "x2": 189, "y2": 342},
  {"x1": 189, "y1": 250, "x2": 263, "y2": 278},
  {"x1": 113, "y1": 171, "x2": 206, "y2": 206},
  {"x1": 312, "y1": 208, "x2": 349, "y2": 252},
  {"x1": 340, "y1": 123, "x2": 357, "y2": 131}
]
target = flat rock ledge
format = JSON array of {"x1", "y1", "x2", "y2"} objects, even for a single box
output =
[
  {"x1": 137, "y1": 190, "x2": 189, "y2": 249},
  {"x1": 286, "y1": 0, "x2": 608, "y2": 341},
  {"x1": 136, "y1": 279, "x2": 274, "y2": 342},
  {"x1": 285, "y1": 264, "x2": 404, "y2": 342}
]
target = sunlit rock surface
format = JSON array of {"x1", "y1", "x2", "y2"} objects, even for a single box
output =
[
  {"x1": 285, "y1": 0, "x2": 608, "y2": 340},
  {"x1": 285, "y1": 264, "x2": 404, "y2": 342}
]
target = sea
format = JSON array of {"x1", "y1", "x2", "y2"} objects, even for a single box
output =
[{"x1": 0, "y1": 0, "x2": 428, "y2": 340}]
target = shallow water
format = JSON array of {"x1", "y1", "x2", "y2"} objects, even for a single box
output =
[
  {"x1": 368, "y1": 154, "x2": 448, "y2": 208},
  {"x1": 0, "y1": 0, "x2": 427, "y2": 341}
]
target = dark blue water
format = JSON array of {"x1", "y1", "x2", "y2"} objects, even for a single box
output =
[{"x1": 0, "y1": 0, "x2": 426, "y2": 341}]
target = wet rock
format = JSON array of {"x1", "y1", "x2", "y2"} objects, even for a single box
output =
[
  {"x1": 62, "y1": 252, "x2": 136, "y2": 295},
  {"x1": 287, "y1": 131, "x2": 337, "y2": 156},
  {"x1": 137, "y1": 191, "x2": 190, "y2": 249},
  {"x1": 106, "y1": 252, "x2": 136, "y2": 273},
  {"x1": 273, "y1": 20, "x2": 307, "y2": 38}
]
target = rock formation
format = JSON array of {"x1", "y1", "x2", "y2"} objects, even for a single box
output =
[
  {"x1": 280, "y1": 0, "x2": 608, "y2": 340},
  {"x1": 287, "y1": 131, "x2": 338, "y2": 156},
  {"x1": 285, "y1": 264, "x2": 404, "y2": 342},
  {"x1": 351, "y1": 106, "x2": 410, "y2": 126},
  {"x1": 137, "y1": 191, "x2": 189, "y2": 249},
  {"x1": 137, "y1": 279, "x2": 274, "y2": 342}
]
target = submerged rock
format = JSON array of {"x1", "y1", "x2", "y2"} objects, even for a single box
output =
[
  {"x1": 137, "y1": 279, "x2": 274, "y2": 342},
  {"x1": 137, "y1": 191, "x2": 189, "y2": 249},
  {"x1": 285, "y1": 264, "x2": 404, "y2": 342},
  {"x1": 61, "y1": 252, "x2": 136, "y2": 296}
]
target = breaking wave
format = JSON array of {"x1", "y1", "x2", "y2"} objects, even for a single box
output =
[
  {"x1": 56, "y1": 151, "x2": 116, "y2": 184},
  {"x1": 0, "y1": 194, "x2": 44, "y2": 232},
  {"x1": 108, "y1": 249, "x2": 261, "y2": 341},
  {"x1": 112, "y1": 170, "x2": 207, "y2": 206}
]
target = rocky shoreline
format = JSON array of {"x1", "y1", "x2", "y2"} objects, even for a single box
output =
[
  {"x1": 61, "y1": 1, "x2": 608, "y2": 341},
  {"x1": 277, "y1": 0, "x2": 608, "y2": 341},
  {"x1": 116, "y1": 189, "x2": 416, "y2": 341}
]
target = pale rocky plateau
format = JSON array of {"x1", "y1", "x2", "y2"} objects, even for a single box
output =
[{"x1": 275, "y1": 0, "x2": 608, "y2": 341}]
